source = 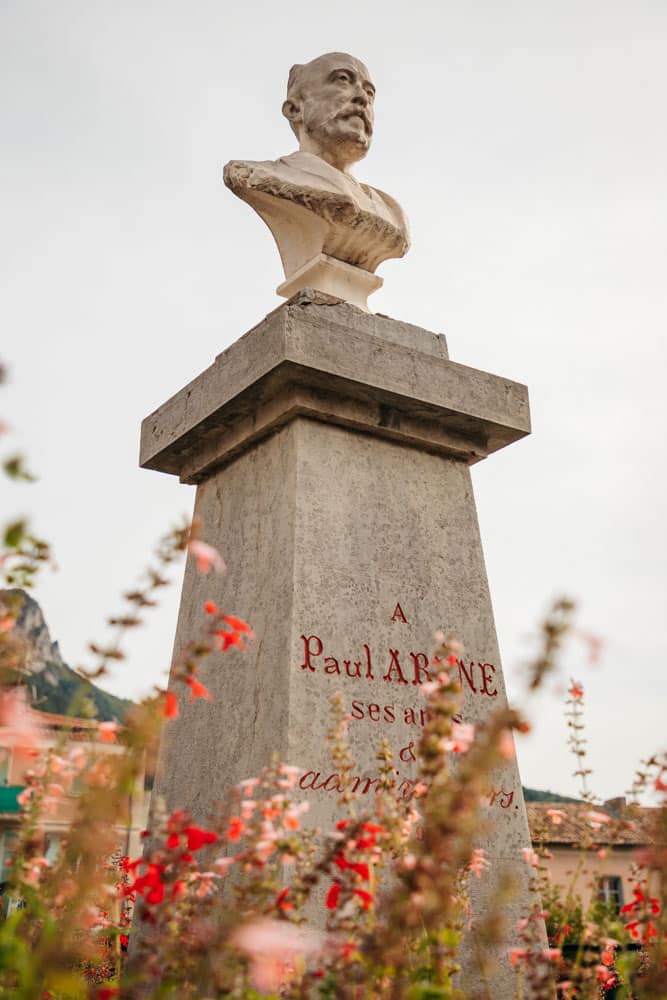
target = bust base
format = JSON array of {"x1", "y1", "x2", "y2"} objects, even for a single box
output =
[{"x1": 276, "y1": 253, "x2": 383, "y2": 311}]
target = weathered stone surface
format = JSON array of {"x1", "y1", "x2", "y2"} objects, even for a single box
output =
[
  {"x1": 224, "y1": 53, "x2": 409, "y2": 308},
  {"x1": 143, "y1": 301, "x2": 537, "y2": 995}
]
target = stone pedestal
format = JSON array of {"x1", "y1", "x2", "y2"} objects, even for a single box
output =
[{"x1": 141, "y1": 292, "x2": 537, "y2": 994}]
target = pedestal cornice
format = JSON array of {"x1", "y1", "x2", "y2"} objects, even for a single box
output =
[{"x1": 140, "y1": 292, "x2": 530, "y2": 485}]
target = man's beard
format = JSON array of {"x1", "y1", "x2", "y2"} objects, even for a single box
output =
[{"x1": 307, "y1": 116, "x2": 371, "y2": 159}]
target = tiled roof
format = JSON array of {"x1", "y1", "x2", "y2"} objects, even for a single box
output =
[
  {"x1": 527, "y1": 801, "x2": 659, "y2": 846},
  {"x1": 31, "y1": 709, "x2": 100, "y2": 730}
]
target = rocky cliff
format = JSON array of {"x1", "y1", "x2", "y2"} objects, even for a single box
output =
[{"x1": 2, "y1": 589, "x2": 131, "y2": 722}]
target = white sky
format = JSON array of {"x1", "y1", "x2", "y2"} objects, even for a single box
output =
[{"x1": 2, "y1": 0, "x2": 666, "y2": 802}]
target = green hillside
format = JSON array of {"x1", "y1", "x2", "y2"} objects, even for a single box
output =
[
  {"x1": 522, "y1": 786, "x2": 581, "y2": 804},
  {"x1": 27, "y1": 659, "x2": 131, "y2": 722}
]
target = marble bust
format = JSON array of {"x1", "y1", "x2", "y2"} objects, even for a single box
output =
[{"x1": 224, "y1": 52, "x2": 410, "y2": 310}]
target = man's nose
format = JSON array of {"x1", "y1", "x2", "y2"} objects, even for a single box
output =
[{"x1": 351, "y1": 86, "x2": 368, "y2": 108}]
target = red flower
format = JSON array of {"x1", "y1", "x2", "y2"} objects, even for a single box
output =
[
  {"x1": 216, "y1": 629, "x2": 245, "y2": 651},
  {"x1": 336, "y1": 819, "x2": 350, "y2": 830},
  {"x1": 568, "y1": 681, "x2": 584, "y2": 699},
  {"x1": 361, "y1": 823, "x2": 384, "y2": 834},
  {"x1": 223, "y1": 615, "x2": 253, "y2": 635},
  {"x1": 185, "y1": 825, "x2": 218, "y2": 851},
  {"x1": 353, "y1": 889, "x2": 373, "y2": 910},
  {"x1": 595, "y1": 965, "x2": 615, "y2": 986},
  {"x1": 172, "y1": 879, "x2": 187, "y2": 900},
  {"x1": 355, "y1": 822, "x2": 384, "y2": 849},
  {"x1": 204, "y1": 600, "x2": 218, "y2": 615},
  {"x1": 333, "y1": 855, "x2": 370, "y2": 880},
  {"x1": 276, "y1": 888, "x2": 292, "y2": 912},
  {"x1": 130, "y1": 863, "x2": 167, "y2": 905},
  {"x1": 325, "y1": 882, "x2": 341, "y2": 909},
  {"x1": 226, "y1": 817, "x2": 244, "y2": 842},
  {"x1": 96, "y1": 990, "x2": 121, "y2": 1000},
  {"x1": 215, "y1": 616, "x2": 254, "y2": 652},
  {"x1": 162, "y1": 690, "x2": 179, "y2": 719},
  {"x1": 185, "y1": 676, "x2": 211, "y2": 701}
]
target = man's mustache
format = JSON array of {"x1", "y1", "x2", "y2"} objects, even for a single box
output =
[{"x1": 336, "y1": 108, "x2": 373, "y2": 134}]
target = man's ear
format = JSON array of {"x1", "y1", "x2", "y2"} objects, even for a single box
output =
[{"x1": 282, "y1": 98, "x2": 301, "y2": 126}]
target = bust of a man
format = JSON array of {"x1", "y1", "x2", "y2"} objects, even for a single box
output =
[{"x1": 224, "y1": 52, "x2": 409, "y2": 310}]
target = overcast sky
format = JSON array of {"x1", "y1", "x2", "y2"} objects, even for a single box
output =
[{"x1": 2, "y1": 0, "x2": 665, "y2": 802}]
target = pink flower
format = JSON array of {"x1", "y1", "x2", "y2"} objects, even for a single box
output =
[
  {"x1": 213, "y1": 857, "x2": 236, "y2": 876},
  {"x1": 439, "y1": 721, "x2": 475, "y2": 754},
  {"x1": 498, "y1": 730, "x2": 515, "y2": 760},
  {"x1": 546, "y1": 808, "x2": 566, "y2": 825},
  {"x1": 68, "y1": 745, "x2": 86, "y2": 767},
  {"x1": 586, "y1": 810, "x2": 610, "y2": 830},
  {"x1": 468, "y1": 848, "x2": 489, "y2": 879},
  {"x1": 278, "y1": 764, "x2": 302, "y2": 789},
  {"x1": 0, "y1": 616, "x2": 15, "y2": 632},
  {"x1": 190, "y1": 871, "x2": 220, "y2": 898},
  {"x1": 240, "y1": 799, "x2": 257, "y2": 820},
  {"x1": 508, "y1": 947, "x2": 528, "y2": 967},
  {"x1": 232, "y1": 918, "x2": 322, "y2": 993},
  {"x1": 542, "y1": 948, "x2": 562, "y2": 962},
  {"x1": 17, "y1": 787, "x2": 34, "y2": 807},
  {"x1": 187, "y1": 539, "x2": 225, "y2": 575},
  {"x1": 521, "y1": 847, "x2": 539, "y2": 868},
  {"x1": 284, "y1": 802, "x2": 309, "y2": 830},
  {"x1": 23, "y1": 857, "x2": 50, "y2": 886}
]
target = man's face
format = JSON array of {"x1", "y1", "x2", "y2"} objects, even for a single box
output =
[{"x1": 293, "y1": 54, "x2": 376, "y2": 165}]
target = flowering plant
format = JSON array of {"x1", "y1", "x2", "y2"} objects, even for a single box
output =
[{"x1": 1, "y1": 363, "x2": 665, "y2": 999}]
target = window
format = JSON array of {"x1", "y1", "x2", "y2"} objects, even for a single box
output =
[
  {"x1": 0, "y1": 830, "x2": 18, "y2": 882},
  {"x1": 44, "y1": 833, "x2": 62, "y2": 865},
  {"x1": 0, "y1": 748, "x2": 10, "y2": 785},
  {"x1": 598, "y1": 875, "x2": 624, "y2": 913}
]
